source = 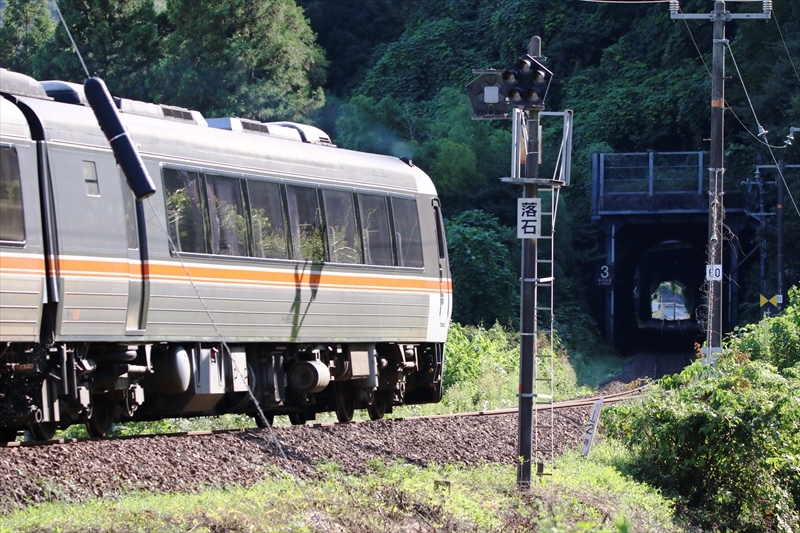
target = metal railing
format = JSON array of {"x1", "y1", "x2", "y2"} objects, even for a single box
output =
[{"x1": 592, "y1": 151, "x2": 715, "y2": 216}]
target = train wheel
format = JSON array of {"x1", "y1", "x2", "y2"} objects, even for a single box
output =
[
  {"x1": 1, "y1": 427, "x2": 19, "y2": 443},
  {"x1": 335, "y1": 393, "x2": 355, "y2": 423},
  {"x1": 288, "y1": 413, "x2": 307, "y2": 426},
  {"x1": 254, "y1": 414, "x2": 274, "y2": 428},
  {"x1": 86, "y1": 406, "x2": 114, "y2": 438},
  {"x1": 367, "y1": 393, "x2": 388, "y2": 421},
  {"x1": 28, "y1": 422, "x2": 57, "y2": 441}
]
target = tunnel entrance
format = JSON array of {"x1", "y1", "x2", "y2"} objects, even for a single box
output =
[
  {"x1": 618, "y1": 235, "x2": 706, "y2": 354},
  {"x1": 591, "y1": 151, "x2": 753, "y2": 356}
]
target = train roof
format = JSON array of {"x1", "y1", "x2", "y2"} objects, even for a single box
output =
[
  {"x1": 1, "y1": 71, "x2": 436, "y2": 196},
  {"x1": 0, "y1": 97, "x2": 32, "y2": 142}
]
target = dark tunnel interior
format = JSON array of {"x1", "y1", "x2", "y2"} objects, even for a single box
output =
[{"x1": 611, "y1": 222, "x2": 709, "y2": 355}]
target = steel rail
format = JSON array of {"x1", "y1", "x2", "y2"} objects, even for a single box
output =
[{"x1": 0, "y1": 386, "x2": 646, "y2": 449}]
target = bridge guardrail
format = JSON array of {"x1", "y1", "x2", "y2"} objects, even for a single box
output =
[{"x1": 592, "y1": 151, "x2": 744, "y2": 217}]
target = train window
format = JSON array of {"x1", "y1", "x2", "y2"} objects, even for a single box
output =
[
  {"x1": 322, "y1": 189, "x2": 362, "y2": 264},
  {"x1": 120, "y1": 171, "x2": 138, "y2": 250},
  {"x1": 205, "y1": 174, "x2": 248, "y2": 257},
  {"x1": 0, "y1": 146, "x2": 24, "y2": 243},
  {"x1": 83, "y1": 161, "x2": 100, "y2": 196},
  {"x1": 247, "y1": 180, "x2": 288, "y2": 259},
  {"x1": 390, "y1": 197, "x2": 423, "y2": 268},
  {"x1": 433, "y1": 202, "x2": 445, "y2": 260},
  {"x1": 286, "y1": 185, "x2": 325, "y2": 261},
  {"x1": 358, "y1": 193, "x2": 393, "y2": 266},
  {"x1": 164, "y1": 168, "x2": 208, "y2": 253}
]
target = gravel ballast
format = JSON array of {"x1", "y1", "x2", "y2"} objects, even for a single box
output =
[{"x1": 0, "y1": 408, "x2": 591, "y2": 512}]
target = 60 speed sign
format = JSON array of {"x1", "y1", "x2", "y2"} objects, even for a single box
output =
[{"x1": 706, "y1": 264, "x2": 722, "y2": 281}]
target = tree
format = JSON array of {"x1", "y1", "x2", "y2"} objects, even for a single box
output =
[
  {"x1": 151, "y1": 0, "x2": 326, "y2": 123},
  {"x1": 444, "y1": 210, "x2": 519, "y2": 328},
  {"x1": 296, "y1": 0, "x2": 421, "y2": 98},
  {"x1": 0, "y1": 0, "x2": 54, "y2": 75},
  {"x1": 30, "y1": 0, "x2": 161, "y2": 101}
]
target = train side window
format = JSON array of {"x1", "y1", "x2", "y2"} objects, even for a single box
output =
[
  {"x1": 286, "y1": 184, "x2": 325, "y2": 261},
  {"x1": 433, "y1": 202, "x2": 446, "y2": 260},
  {"x1": 358, "y1": 193, "x2": 393, "y2": 266},
  {"x1": 322, "y1": 189, "x2": 362, "y2": 264},
  {"x1": 205, "y1": 174, "x2": 248, "y2": 257},
  {"x1": 390, "y1": 197, "x2": 423, "y2": 268},
  {"x1": 0, "y1": 146, "x2": 24, "y2": 243},
  {"x1": 120, "y1": 171, "x2": 138, "y2": 250},
  {"x1": 163, "y1": 168, "x2": 207, "y2": 253},
  {"x1": 83, "y1": 161, "x2": 100, "y2": 196},
  {"x1": 247, "y1": 180, "x2": 288, "y2": 259}
]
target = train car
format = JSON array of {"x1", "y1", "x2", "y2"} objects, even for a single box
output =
[{"x1": 0, "y1": 69, "x2": 452, "y2": 441}]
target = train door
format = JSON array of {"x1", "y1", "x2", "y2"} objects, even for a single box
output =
[
  {"x1": 432, "y1": 199, "x2": 451, "y2": 326},
  {"x1": 47, "y1": 145, "x2": 134, "y2": 338},
  {"x1": 121, "y1": 171, "x2": 147, "y2": 333}
]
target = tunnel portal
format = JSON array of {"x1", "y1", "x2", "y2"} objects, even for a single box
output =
[{"x1": 591, "y1": 152, "x2": 752, "y2": 355}]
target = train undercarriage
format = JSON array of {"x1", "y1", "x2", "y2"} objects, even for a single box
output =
[{"x1": 0, "y1": 341, "x2": 444, "y2": 441}]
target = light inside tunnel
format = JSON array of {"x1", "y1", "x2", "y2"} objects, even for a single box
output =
[{"x1": 651, "y1": 280, "x2": 691, "y2": 321}]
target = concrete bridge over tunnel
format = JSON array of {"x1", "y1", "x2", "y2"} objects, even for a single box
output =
[{"x1": 591, "y1": 151, "x2": 752, "y2": 355}]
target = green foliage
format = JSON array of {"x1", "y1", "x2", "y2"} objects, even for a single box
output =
[
  {"x1": 444, "y1": 210, "x2": 519, "y2": 327},
  {"x1": 727, "y1": 286, "x2": 800, "y2": 370},
  {"x1": 437, "y1": 322, "x2": 594, "y2": 414},
  {"x1": 604, "y1": 352, "x2": 800, "y2": 532},
  {"x1": 151, "y1": 0, "x2": 326, "y2": 122},
  {"x1": 0, "y1": 0, "x2": 54, "y2": 74},
  {"x1": 439, "y1": 322, "x2": 519, "y2": 412},
  {"x1": 334, "y1": 94, "x2": 419, "y2": 157},
  {"x1": 30, "y1": 0, "x2": 161, "y2": 101}
]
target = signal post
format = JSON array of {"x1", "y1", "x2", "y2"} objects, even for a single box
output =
[{"x1": 467, "y1": 36, "x2": 569, "y2": 488}]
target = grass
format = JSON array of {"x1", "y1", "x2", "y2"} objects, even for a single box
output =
[
  {"x1": 0, "y1": 440, "x2": 686, "y2": 533},
  {"x1": 2, "y1": 323, "x2": 656, "y2": 531}
]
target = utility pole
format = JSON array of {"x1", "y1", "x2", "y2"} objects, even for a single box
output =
[
  {"x1": 707, "y1": 0, "x2": 725, "y2": 352},
  {"x1": 777, "y1": 159, "x2": 785, "y2": 312},
  {"x1": 669, "y1": 0, "x2": 771, "y2": 359}
]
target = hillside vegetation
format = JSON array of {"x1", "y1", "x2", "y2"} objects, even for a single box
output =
[
  {"x1": 1, "y1": 0, "x2": 797, "y2": 326},
  {"x1": 605, "y1": 287, "x2": 800, "y2": 532}
]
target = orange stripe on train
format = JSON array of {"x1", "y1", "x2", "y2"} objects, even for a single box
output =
[{"x1": 45, "y1": 256, "x2": 452, "y2": 293}]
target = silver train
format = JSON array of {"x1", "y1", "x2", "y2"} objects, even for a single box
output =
[{"x1": 0, "y1": 69, "x2": 452, "y2": 441}]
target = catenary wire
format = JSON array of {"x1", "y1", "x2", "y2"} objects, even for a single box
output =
[
  {"x1": 726, "y1": 43, "x2": 800, "y2": 218},
  {"x1": 773, "y1": 11, "x2": 800, "y2": 86},
  {"x1": 145, "y1": 197, "x2": 330, "y2": 533},
  {"x1": 52, "y1": 0, "x2": 90, "y2": 79}
]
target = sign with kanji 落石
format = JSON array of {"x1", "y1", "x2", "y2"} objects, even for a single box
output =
[{"x1": 517, "y1": 198, "x2": 541, "y2": 239}]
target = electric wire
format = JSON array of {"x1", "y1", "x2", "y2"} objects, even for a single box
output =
[
  {"x1": 678, "y1": 6, "x2": 795, "y2": 149},
  {"x1": 145, "y1": 197, "x2": 330, "y2": 533},
  {"x1": 773, "y1": 12, "x2": 800, "y2": 86},
  {"x1": 682, "y1": 17, "x2": 711, "y2": 76},
  {"x1": 52, "y1": 0, "x2": 90, "y2": 79},
  {"x1": 726, "y1": 43, "x2": 800, "y2": 219},
  {"x1": 52, "y1": 2, "x2": 326, "y2": 528},
  {"x1": 580, "y1": 1, "x2": 671, "y2": 3}
]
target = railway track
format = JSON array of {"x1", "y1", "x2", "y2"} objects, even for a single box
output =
[
  {"x1": 0, "y1": 386, "x2": 645, "y2": 449},
  {"x1": 0, "y1": 387, "x2": 647, "y2": 512}
]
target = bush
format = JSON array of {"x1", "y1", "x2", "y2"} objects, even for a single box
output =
[
  {"x1": 444, "y1": 211, "x2": 519, "y2": 328},
  {"x1": 727, "y1": 286, "x2": 800, "y2": 370},
  {"x1": 604, "y1": 353, "x2": 800, "y2": 532},
  {"x1": 441, "y1": 322, "x2": 593, "y2": 412}
]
